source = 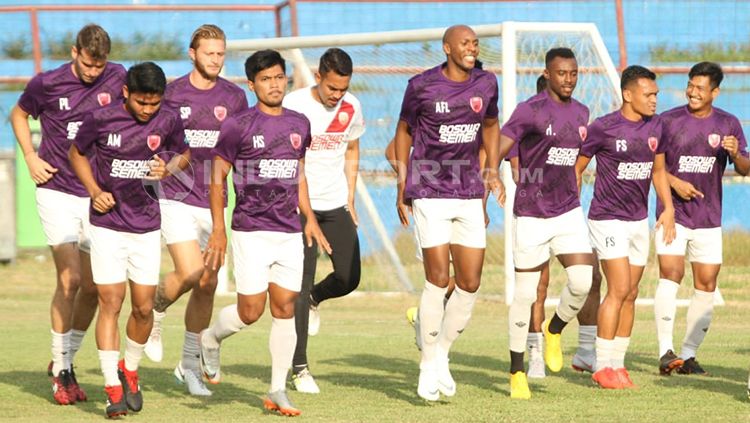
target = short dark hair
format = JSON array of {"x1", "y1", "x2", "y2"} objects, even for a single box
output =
[
  {"x1": 126, "y1": 62, "x2": 167, "y2": 95},
  {"x1": 536, "y1": 74, "x2": 547, "y2": 94},
  {"x1": 318, "y1": 48, "x2": 353, "y2": 77},
  {"x1": 474, "y1": 59, "x2": 483, "y2": 70},
  {"x1": 76, "y1": 24, "x2": 111, "y2": 60},
  {"x1": 545, "y1": 47, "x2": 575, "y2": 68},
  {"x1": 245, "y1": 49, "x2": 286, "y2": 82},
  {"x1": 620, "y1": 65, "x2": 656, "y2": 91},
  {"x1": 689, "y1": 61, "x2": 723, "y2": 89}
]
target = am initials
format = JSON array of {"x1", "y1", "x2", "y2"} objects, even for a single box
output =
[
  {"x1": 107, "y1": 133, "x2": 121, "y2": 148},
  {"x1": 435, "y1": 101, "x2": 450, "y2": 113}
]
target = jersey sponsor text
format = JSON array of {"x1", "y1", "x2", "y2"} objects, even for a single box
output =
[
  {"x1": 184, "y1": 129, "x2": 220, "y2": 148},
  {"x1": 438, "y1": 123, "x2": 480, "y2": 144},
  {"x1": 678, "y1": 156, "x2": 716, "y2": 174},
  {"x1": 545, "y1": 147, "x2": 579, "y2": 166},
  {"x1": 616, "y1": 162, "x2": 653, "y2": 180},
  {"x1": 110, "y1": 159, "x2": 151, "y2": 179},
  {"x1": 259, "y1": 159, "x2": 298, "y2": 179},
  {"x1": 66, "y1": 121, "x2": 83, "y2": 140}
]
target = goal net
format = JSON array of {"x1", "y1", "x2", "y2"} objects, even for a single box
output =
[{"x1": 226, "y1": 22, "x2": 722, "y2": 306}]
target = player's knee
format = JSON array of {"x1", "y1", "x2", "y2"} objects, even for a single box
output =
[
  {"x1": 270, "y1": 301, "x2": 295, "y2": 319},
  {"x1": 57, "y1": 270, "x2": 83, "y2": 295},
  {"x1": 566, "y1": 264, "x2": 593, "y2": 296},
  {"x1": 425, "y1": 269, "x2": 451, "y2": 287},
  {"x1": 605, "y1": 283, "x2": 630, "y2": 301},
  {"x1": 237, "y1": 303, "x2": 264, "y2": 325},
  {"x1": 660, "y1": 268, "x2": 684, "y2": 283},
  {"x1": 131, "y1": 301, "x2": 153, "y2": 321},
  {"x1": 179, "y1": 267, "x2": 204, "y2": 288},
  {"x1": 514, "y1": 280, "x2": 538, "y2": 307},
  {"x1": 336, "y1": 266, "x2": 361, "y2": 293},
  {"x1": 591, "y1": 268, "x2": 603, "y2": 292},
  {"x1": 625, "y1": 286, "x2": 639, "y2": 303}
]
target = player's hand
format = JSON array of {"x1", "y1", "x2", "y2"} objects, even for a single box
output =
[
  {"x1": 484, "y1": 170, "x2": 505, "y2": 207},
  {"x1": 305, "y1": 219, "x2": 332, "y2": 255},
  {"x1": 203, "y1": 229, "x2": 227, "y2": 272},
  {"x1": 24, "y1": 151, "x2": 58, "y2": 184},
  {"x1": 347, "y1": 200, "x2": 359, "y2": 227},
  {"x1": 672, "y1": 178, "x2": 704, "y2": 201},
  {"x1": 92, "y1": 191, "x2": 116, "y2": 213},
  {"x1": 722, "y1": 135, "x2": 740, "y2": 159},
  {"x1": 145, "y1": 154, "x2": 167, "y2": 180},
  {"x1": 396, "y1": 195, "x2": 412, "y2": 227},
  {"x1": 655, "y1": 208, "x2": 676, "y2": 245}
]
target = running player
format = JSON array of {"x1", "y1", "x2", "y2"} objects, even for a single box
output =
[
  {"x1": 142, "y1": 25, "x2": 248, "y2": 397},
  {"x1": 654, "y1": 62, "x2": 749, "y2": 375},
  {"x1": 69, "y1": 62, "x2": 190, "y2": 417},
  {"x1": 575, "y1": 65, "x2": 676, "y2": 389},
  {"x1": 199, "y1": 50, "x2": 329, "y2": 417},
  {"x1": 394, "y1": 24, "x2": 501, "y2": 401},
  {"x1": 497, "y1": 48, "x2": 594, "y2": 399},
  {"x1": 282, "y1": 48, "x2": 365, "y2": 393},
  {"x1": 10, "y1": 24, "x2": 125, "y2": 405}
]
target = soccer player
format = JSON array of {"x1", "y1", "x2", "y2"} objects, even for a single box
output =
[
  {"x1": 497, "y1": 48, "x2": 594, "y2": 399},
  {"x1": 199, "y1": 50, "x2": 329, "y2": 417},
  {"x1": 575, "y1": 65, "x2": 676, "y2": 389},
  {"x1": 69, "y1": 62, "x2": 190, "y2": 417},
  {"x1": 282, "y1": 48, "x2": 365, "y2": 394},
  {"x1": 10, "y1": 24, "x2": 126, "y2": 405},
  {"x1": 653, "y1": 62, "x2": 749, "y2": 375},
  {"x1": 394, "y1": 24, "x2": 501, "y2": 401},
  {"x1": 142, "y1": 24, "x2": 248, "y2": 397}
]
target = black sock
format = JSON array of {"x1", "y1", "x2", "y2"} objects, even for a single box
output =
[
  {"x1": 548, "y1": 313, "x2": 567, "y2": 334},
  {"x1": 293, "y1": 364, "x2": 307, "y2": 374},
  {"x1": 510, "y1": 351, "x2": 525, "y2": 374}
]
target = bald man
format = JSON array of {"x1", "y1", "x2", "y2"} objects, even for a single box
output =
[{"x1": 393, "y1": 24, "x2": 501, "y2": 402}]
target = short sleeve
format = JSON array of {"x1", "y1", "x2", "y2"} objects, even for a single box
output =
[
  {"x1": 500, "y1": 102, "x2": 532, "y2": 142},
  {"x1": 73, "y1": 112, "x2": 99, "y2": 154},
  {"x1": 17, "y1": 74, "x2": 46, "y2": 119},
  {"x1": 654, "y1": 118, "x2": 667, "y2": 155},
  {"x1": 166, "y1": 115, "x2": 188, "y2": 154},
  {"x1": 506, "y1": 142, "x2": 519, "y2": 160},
  {"x1": 579, "y1": 121, "x2": 604, "y2": 158},
  {"x1": 485, "y1": 76, "x2": 499, "y2": 119},
  {"x1": 348, "y1": 100, "x2": 366, "y2": 140},
  {"x1": 398, "y1": 78, "x2": 420, "y2": 128},
  {"x1": 301, "y1": 117, "x2": 312, "y2": 159},
  {"x1": 213, "y1": 117, "x2": 241, "y2": 164},
  {"x1": 732, "y1": 116, "x2": 749, "y2": 159}
]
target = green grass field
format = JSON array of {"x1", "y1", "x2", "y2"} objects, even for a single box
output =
[{"x1": 2, "y1": 244, "x2": 750, "y2": 422}]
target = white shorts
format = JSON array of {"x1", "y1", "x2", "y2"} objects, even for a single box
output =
[
  {"x1": 89, "y1": 226, "x2": 161, "y2": 285},
  {"x1": 160, "y1": 199, "x2": 214, "y2": 249},
  {"x1": 588, "y1": 218, "x2": 649, "y2": 266},
  {"x1": 655, "y1": 223, "x2": 722, "y2": 264},
  {"x1": 512, "y1": 207, "x2": 592, "y2": 269},
  {"x1": 36, "y1": 188, "x2": 91, "y2": 253},
  {"x1": 412, "y1": 198, "x2": 485, "y2": 250},
  {"x1": 231, "y1": 230, "x2": 304, "y2": 295},
  {"x1": 413, "y1": 224, "x2": 454, "y2": 263}
]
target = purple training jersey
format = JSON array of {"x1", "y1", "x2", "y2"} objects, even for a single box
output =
[
  {"x1": 213, "y1": 106, "x2": 311, "y2": 233},
  {"x1": 657, "y1": 105, "x2": 749, "y2": 229},
  {"x1": 74, "y1": 104, "x2": 187, "y2": 233},
  {"x1": 399, "y1": 64, "x2": 499, "y2": 201},
  {"x1": 501, "y1": 90, "x2": 589, "y2": 218},
  {"x1": 18, "y1": 62, "x2": 126, "y2": 197},
  {"x1": 581, "y1": 110, "x2": 665, "y2": 221},
  {"x1": 161, "y1": 74, "x2": 248, "y2": 208}
]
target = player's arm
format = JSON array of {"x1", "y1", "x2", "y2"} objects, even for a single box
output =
[
  {"x1": 68, "y1": 144, "x2": 115, "y2": 214},
  {"x1": 203, "y1": 155, "x2": 231, "y2": 271},
  {"x1": 478, "y1": 145, "x2": 490, "y2": 227},
  {"x1": 652, "y1": 153, "x2": 676, "y2": 244},
  {"x1": 344, "y1": 138, "x2": 360, "y2": 226},
  {"x1": 483, "y1": 117, "x2": 504, "y2": 206},
  {"x1": 722, "y1": 134, "x2": 750, "y2": 176},
  {"x1": 299, "y1": 157, "x2": 332, "y2": 254},
  {"x1": 385, "y1": 138, "x2": 397, "y2": 173},
  {"x1": 394, "y1": 119, "x2": 413, "y2": 227},
  {"x1": 574, "y1": 155, "x2": 592, "y2": 196},
  {"x1": 145, "y1": 150, "x2": 192, "y2": 181},
  {"x1": 10, "y1": 104, "x2": 58, "y2": 184},
  {"x1": 665, "y1": 171, "x2": 704, "y2": 201}
]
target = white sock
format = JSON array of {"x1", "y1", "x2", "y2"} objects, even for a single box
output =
[
  {"x1": 612, "y1": 336, "x2": 630, "y2": 369},
  {"x1": 577, "y1": 325, "x2": 597, "y2": 353},
  {"x1": 556, "y1": 265, "x2": 593, "y2": 322},
  {"x1": 508, "y1": 271, "x2": 540, "y2": 353},
  {"x1": 182, "y1": 331, "x2": 201, "y2": 371},
  {"x1": 527, "y1": 332, "x2": 543, "y2": 359},
  {"x1": 99, "y1": 349, "x2": 120, "y2": 386},
  {"x1": 595, "y1": 337, "x2": 615, "y2": 371},
  {"x1": 419, "y1": 281, "x2": 448, "y2": 365},
  {"x1": 69, "y1": 329, "x2": 86, "y2": 364},
  {"x1": 437, "y1": 286, "x2": 478, "y2": 354},
  {"x1": 680, "y1": 289, "x2": 715, "y2": 360},
  {"x1": 269, "y1": 317, "x2": 296, "y2": 393},
  {"x1": 124, "y1": 337, "x2": 145, "y2": 372},
  {"x1": 208, "y1": 305, "x2": 248, "y2": 345},
  {"x1": 154, "y1": 310, "x2": 166, "y2": 323},
  {"x1": 654, "y1": 278, "x2": 680, "y2": 356},
  {"x1": 51, "y1": 330, "x2": 67, "y2": 376}
]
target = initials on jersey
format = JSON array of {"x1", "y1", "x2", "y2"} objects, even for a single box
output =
[
  {"x1": 107, "y1": 133, "x2": 121, "y2": 148},
  {"x1": 435, "y1": 101, "x2": 451, "y2": 113},
  {"x1": 253, "y1": 135, "x2": 265, "y2": 149}
]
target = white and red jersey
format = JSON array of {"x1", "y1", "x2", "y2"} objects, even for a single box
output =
[{"x1": 283, "y1": 87, "x2": 365, "y2": 211}]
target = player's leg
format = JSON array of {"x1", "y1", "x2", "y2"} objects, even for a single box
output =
[
  {"x1": 527, "y1": 263, "x2": 549, "y2": 378},
  {"x1": 572, "y1": 253, "x2": 601, "y2": 373},
  {"x1": 264, "y1": 233, "x2": 303, "y2": 416},
  {"x1": 592, "y1": 257, "x2": 630, "y2": 389},
  {"x1": 654, "y1": 223, "x2": 688, "y2": 374},
  {"x1": 66, "y1": 248, "x2": 96, "y2": 402},
  {"x1": 310, "y1": 206, "x2": 361, "y2": 304},
  {"x1": 292, "y1": 214, "x2": 320, "y2": 393},
  {"x1": 411, "y1": 199, "x2": 452, "y2": 401},
  {"x1": 678, "y1": 227, "x2": 722, "y2": 375}
]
